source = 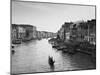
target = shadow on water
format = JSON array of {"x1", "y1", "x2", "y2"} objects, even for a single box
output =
[
  {"x1": 50, "y1": 65, "x2": 55, "y2": 71},
  {"x1": 23, "y1": 40, "x2": 37, "y2": 46}
]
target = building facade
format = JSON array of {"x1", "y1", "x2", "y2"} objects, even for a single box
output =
[
  {"x1": 57, "y1": 19, "x2": 96, "y2": 44},
  {"x1": 11, "y1": 24, "x2": 36, "y2": 43}
]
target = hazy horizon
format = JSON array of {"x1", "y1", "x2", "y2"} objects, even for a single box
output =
[{"x1": 12, "y1": 0, "x2": 95, "y2": 32}]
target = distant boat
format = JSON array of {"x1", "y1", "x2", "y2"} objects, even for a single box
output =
[
  {"x1": 11, "y1": 45, "x2": 14, "y2": 48},
  {"x1": 12, "y1": 50, "x2": 15, "y2": 54},
  {"x1": 12, "y1": 39, "x2": 21, "y2": 44}
]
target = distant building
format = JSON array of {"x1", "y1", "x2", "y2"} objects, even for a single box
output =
[
  {"x1": 11, "y1": 24, "x2": 36, "y2": 42},
  {"x1": 11, "y1": 24, "x2": 18, "y2": 41},
  {"x1": 57, "y1": 22, "x2": 72, "y2": 42},
  {"x1": 57, "y1": 27, "x2": 65, "y2": 41},
  {"x1": 57, "y1": 19, "x2": 96, "y2": 44},
  {"x1": 70, "y1": 24, "x2": 77, "y2": 41},
  {"x1": 36, "y1": 31, "x2": 56, "y2": 39},
  {"x1": 17, "y1": 26, "x2": 26, "y2": 39}
]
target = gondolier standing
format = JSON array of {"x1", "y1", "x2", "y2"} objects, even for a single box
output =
[{"x1": 48, "y1": 56, "x2": 55, "y2": 66}]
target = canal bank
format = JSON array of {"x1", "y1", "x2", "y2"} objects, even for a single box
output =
[
  {"x1": 11, "y1": 39, "x2": 96, "y2": 74},
  {"x1": 49, "y1": 38, "x2": 96, "y2": 61}
]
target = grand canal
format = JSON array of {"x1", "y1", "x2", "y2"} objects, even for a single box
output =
[{"x1": 11, "y1": 39, "x2": 95, "y2": 74}]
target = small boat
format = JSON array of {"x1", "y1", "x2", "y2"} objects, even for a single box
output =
[
  {"x1": 12, "y1": 39, "x2": 21, "y2": 44},
  {"x1": 57, "y1": 46, "x2": 67, "y2": 50},
  {"x1": 12, "y1": 50, "x2": 15, "y2": 54},
  {"x1": 52, "y1": 44, "x2": 59, "y2": 48},
  {"x1": 11, "y1": 45, "x2": 14, "y2": 48}
]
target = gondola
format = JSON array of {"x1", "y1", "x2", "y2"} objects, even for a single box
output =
[{"x1": 48, "y1": 56, "x2": 55, "y2": 66}]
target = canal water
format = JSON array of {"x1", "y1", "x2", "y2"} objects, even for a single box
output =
[{"x1": 11, "y1": 39, "x2": 95, "y2": 74}]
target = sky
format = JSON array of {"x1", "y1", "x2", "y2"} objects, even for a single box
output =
[{"x1": 12, "y1": 0, "x2": 95, "y2": 32}]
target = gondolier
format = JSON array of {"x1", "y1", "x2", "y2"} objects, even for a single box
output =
[{"x1": 48, "y1": 56, "x2": 55, "y2": 66}]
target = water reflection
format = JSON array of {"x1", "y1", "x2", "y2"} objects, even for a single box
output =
[
  {"x1": 50, "y1": 65, "x2": 55, "y2": 71},
  {"x1": 12, "y1": 39, "x2": 95, "y2": 74}
]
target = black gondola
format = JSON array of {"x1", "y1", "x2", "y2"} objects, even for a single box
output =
[
  {"x1": 12, "y1": 50, "x2": 15, "y2": 54},
  {"x1": 48, "y1": 56, "x2": 55, "y2": 66}
]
